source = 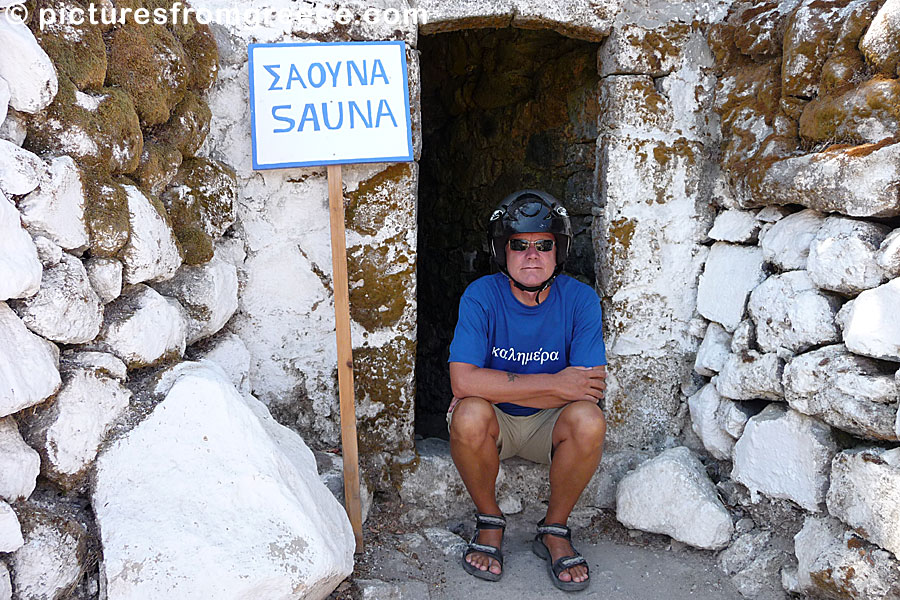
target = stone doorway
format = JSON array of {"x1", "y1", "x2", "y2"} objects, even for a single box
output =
[{"x1": 414, "y1": 27, "x2": 602, "y2": 439}]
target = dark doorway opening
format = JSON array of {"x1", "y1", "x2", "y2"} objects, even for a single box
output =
[{"x1": 415, "y1": 27, "x2": 602, "y2": 440}]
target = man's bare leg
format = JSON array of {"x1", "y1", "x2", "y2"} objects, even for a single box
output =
[
  {"x1": 543, "y1": 401, "x2": 606, "y2": 584},
  {"x1": 449, "y1": 396, "x2": 503, "y2": 576}
]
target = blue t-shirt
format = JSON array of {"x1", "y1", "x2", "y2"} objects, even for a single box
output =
[{"x1": 448, "y1": 273, "x2": 607, "y2": 416}]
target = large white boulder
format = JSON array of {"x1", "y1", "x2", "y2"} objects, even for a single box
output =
[
  {"x1": 10, "y1": 251, "x2": 103, "y2": 344},
  {"x1": 808, "y1": 216, "x2": 892, "y2": 295},
  {"x1": 0, "y1": 418, "x2": 39, "y2": 503},
  {"x1": 759, "y1": 209, "x2": 824, "y2": 271},
  {"x1": 0, "y1": 138, "x2": 46, "y2": 197},
  {"x1": 0, "y1": 302, "x2": 60, "y2": 418},
  {"x1": 0, "y1": 192, "x2": 41, "y2": 301},
  {"x1": 794, "y1": 516, "x2": 900, "y2": 600},
  {"x1": 748, "y1": 271, "x2": 841, "y2": 354},
  {"x1": 784, "y1": 345, "x2": 898, "y2": 441},
  {"x1": 697, "y1": 243, "x2": 766, "y2": 331},
  {"x1": 708, "y1": 210, "x2": 760, "y2": 243},
  {"x1": 716, "y1": 351, "x2": 784, "y2": 401},
  {"x1": 616, "y1": 446, "x2": 733, "y2": 550},
  {"x1": 17, "y1": 156, "x2": 89, "y2": 250},
  {"x1": 22, "y1": 368, "x2": 131, "y2": 489},
  {"x1": 154, "y1": 253, "x2": 238, "y2": 345},
  {"x1": 120, "y1": 185, "x2": 182, "y2": 285},
  {"x1": 0, "y1": 20, "x2": 57, "y2": 113},
  {"x1": 688, "y1": 383, "x2": 738, "y2": 460},
  {"x1": 733, "y1": 404, "x2": 837, "y2": 511},
  {"x1": 827, "y1": 447, "x2": 900, "y2": 557},
  {"x1": 840, "y1": 278, "x2": 900, "y2": 361},
  {"x1": 84, "y1": 257, "x2": 123, "y2": 304},
  {"x1": 7, "y1": 504, "x2": 87, "y2": 600},
  {"x1": 93, "y1": 362, "x2": 354, "y2": 600},
  {"x1": 94, "y1": 284, "x2": 186, "y2": 368},
  {"x1": 694, "y1": 322, "x2": 731, "y2": 377},
  {"x1": 0, "y1": 501, "x2": 22, "y2": 554}
]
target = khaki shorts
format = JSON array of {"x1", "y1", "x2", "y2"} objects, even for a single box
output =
[{"x1": 447, "y1": 402, "x2": 564, "y2": 465}]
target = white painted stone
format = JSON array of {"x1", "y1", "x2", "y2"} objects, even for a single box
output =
[
  {"x1": 0, "y1": 20, "x2": 57, "y2": 113},
  {"x1": 315, "y1": 450, "x2": 373, "y2": 525},
  {"x1": 10, "y1": 252, "x2": 103, "y2": 344},
  {"x1": 841, "y1": 278, "x2": 900, "y2": 361},
  {"x1": 7, "y1": 505, "x2": 86, "y2": 600},
  {"x1": 718, "y1": 529, "x2": 790, "y2": 600},
  {"x1": 760, "y1": 209, "x2": 825, "y2": 271},
  {"x1": 755, "y1": 206, "x2": 791, "y2": 223},
  {"x1": 720, "y1": 401, "x2": 752, "y2": 440},
  {"x1": 17, "y1": 157, "x2": 88, "y2": 250},
  {"x1": 120, "y1": 185, "x2": 182, "y2": 285},
  {"x1": 23, "y1": 369, "x2": 131, "y2": 488},
  {"x1": 729, "y1": 319, "x2": 755, "y2": 354},
  {"x1": 84, "y1": 257, "x2": 123, "y2": 304},
  {"x1": 0, "y1": 107, "x2": 24, "y2": 145},
  {"x1": 191, "y1": 332, "x2": 251, "y2": 395},
  {"x1": 860, "y1": 0, "x2": 900, "y2": 75},
  {"x1": 94, "y1": 284, "x2": 186, "y2": 368},
  {"x1": 694, "y1": 322, "x2": 731, "y2": 376},
  {"x1": 878, "y1": 228, "x2": 900, "y2": 278},
  {"x1": 688, "y1": 383, "x2": 735, "y2": 460},
  {"x1": 827, "y1": 447, "x2": 900, "y2": 557},
  {"x1": 0, "y1": 303, "x2": 60, "y2": 418},
  {"x1": 708, "y1": 209, "x2": 760, "y2": 243},
  {"x1": 0, "y1": 139, "x2": 46, "y2": 197},
  {"x1": 733, "y1": 404, "x2": 837, "y2": 511},
  {"x1": 0, "y1": 501, "x2": 22, "y2": 553},
  {"x1": 716, "y1": 351, "x2": 784, "y2": 401},
  {"x1": 795, "y1": 515, "x2": 900, "y2": 600},
  {"x1": 0, "y1": 192, "x2": 41, "y2": 301},
  {"x1": 60, "y1": 350, "x2": 127, "y2": 382},
  {"x1": 616, "y1": 447, "x2": 733, "y2": 550},
  {"x1": 697, "y1": 242, "x2": 766, "y2": 331},
  {"x1": 808, "y1": 216, "x2": 892, "y2": 295},
  {"x1": 0, "y1": 76, "x2": 8, "y2": 126},
  {"x1": 748, "y1": 271, "x2": 841, "y2": 354},
  {"x1": 30, "y1": 235, "x2": 61, "y2": 268},
  {"x1": 0, "y1": 418, "x2": 39, "y2": 503},
  {"x1": 153, "y1": 253, "x2": 238, "y2": 345},
  {"x1": 784, "y1": 345, "x2": 898, "y2": 441},
  {"x1": 94, "y1": 362, "x2": 354, "y2": 600}
]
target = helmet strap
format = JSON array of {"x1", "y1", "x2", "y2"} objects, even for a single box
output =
[{"x1": 508, "y1": 272, "x2": 559, "y2": 305}]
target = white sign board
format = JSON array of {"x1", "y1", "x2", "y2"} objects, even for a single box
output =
[{"x1": 248, "y1": 41, "x2": 413, "y2": 169}]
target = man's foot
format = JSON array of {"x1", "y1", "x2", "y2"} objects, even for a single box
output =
[
  {"x1": 542, "y1": 531, "x2": 588, "y2": 583},
  {"x1": 462, "y1": 513, "x2": 506, "y2": 582},
  {"x1": 532, "y1": 520, "x2": 589, "y2": 592},
  {"x1": 465, "y1": 528, "x2": 503, "y2": 575}
]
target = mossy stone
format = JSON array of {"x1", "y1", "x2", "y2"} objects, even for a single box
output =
[
  {"x1": 133, "y1": 139, "x2": 183, "y2": 196},
  {"x1": 183, "y1": 25, "x2": 219, "y2": 91},
  {"x1": 105, "y1": 20, "x2": 189, "y2": 127},
  {"x1": 347, "y1": 234, "x2": 413, "y2": 332},
  {"x1": 29, "y1": 0, "x2": 107, "y2": 91},
  {"x1": 82, "y1": 174, "x2": 131, "y2": 257},
  {"x1": 151, "y1": 90, "x2": 211, "y2": 157},
  {"x1": 799, "y1": 77, "x2": 900, "y2": 145}
]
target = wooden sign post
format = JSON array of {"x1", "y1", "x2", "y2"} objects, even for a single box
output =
[{"x1": 248, "y1": 40, "x2": 413, "y2": 554}]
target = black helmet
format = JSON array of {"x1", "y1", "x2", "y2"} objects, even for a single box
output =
[{"x1": 488, "y1": 189, "x2": 572, "y2": 295}]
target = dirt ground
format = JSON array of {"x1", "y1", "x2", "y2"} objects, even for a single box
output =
[{"x1": 328, "y1": 497, "x2": 748, "y2": 600}]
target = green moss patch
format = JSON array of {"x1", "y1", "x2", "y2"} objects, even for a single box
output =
[
  {"x1": 82, "y1": 174, "x2": 131, "y2": 257},
  {"x1": 133, "y1": 139, "x2": 183, "y2": 196},
  {"x1": 30, "y1": 0, "x2": 107, "y2": 91},
  {"x1": 347, "y1": 234, "x2": 413, "y2": 332},
  {"x1": 151, "y1": 90, "x2": 211, "y2": 158}
]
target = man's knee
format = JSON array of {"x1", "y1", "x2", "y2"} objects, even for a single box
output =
[
  {"x1": 558, "y1": 402, "x2": 606, "y2": 447},
  {"x1": 450, "y1": 397, "x2": 496, "y2": 443}
]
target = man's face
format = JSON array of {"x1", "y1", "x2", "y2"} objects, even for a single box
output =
[{"x1": 505, "y1": 232, "x2": 556, "y2": 287}]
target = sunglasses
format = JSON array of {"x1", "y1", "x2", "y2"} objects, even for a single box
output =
[{"x1": 508, "y1": 239, "x2": 555, "y2": 252}]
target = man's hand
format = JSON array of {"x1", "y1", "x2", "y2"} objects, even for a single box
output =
[{"x1": 554, "y1": 365, "x2": 607, "y2": 402}]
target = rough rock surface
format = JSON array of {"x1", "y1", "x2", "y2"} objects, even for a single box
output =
[
  {"x1": 94, "y1": 284, "x2": 186, "y2": 368},
  {"x1": 880, "y1": 228, "x2": 900, "y2": 277},
  {"x1": 827, "y1": 447, "x2": 900, "y2": 557},
  {"x1": 716, "y1": 351, "x2": 784, "y2": 401},
  {"x1": 840, "y1": 278, "x2": 900, "y2": 361},
  {"x1": 22, "y1": 368, "x2": 131, "y2": 489},
  {"x1": 807, "y1": 216, "x2": 892, "y2": 295},
  {"x1": 120, "y1": 185, "x2": 182, "y2": 285},
  {"x1": 784, "y1": 345, "x2": 898, "y2": 441},
  {"x1": 59, "y1": 350, "x2": 127, "y2": 382},
  {"x1": 694, "y1": 322, "x2": 731, "y2": 376},
  {"x1": 733, "y1": 404, "x2": 837, "y2": 511},
  {"x1": 190, "y1": 332, "x2": 251, "y2": 395},
  {"x1": 84, "y1": 257, "x2": 123, "y2": 304},
  {"x1": 0, "y1": 418, "x2": 39, "y2": 502},
  {"x1": 688, "y1": 383, "x2": 737, "y2": 460},
  {"x1": 697, "y1": 243, "x2": 766, "y2": 331},
  {"x1": 93, "y1": 362, "x2": 354, "y2": 600},
  {"x1": 759, "y1": 209, "x2": 824, "y2": 271},
  {"x1": 717, "y1": 529, "x2": 791, "y2": 600},
  {"x1": 10, "y1": 252, "x2": 103, "y2": 344},
  {"x1": 16, "y1": 156, "x2": 89, "y2": 250},
  {"x1": 0, "y1": 303, "x2": 60, "y2": 418},
  {"x1": 0, "y1": 192, "x2": 41, "y2": 301},
  {"x1": 0, "y1": 139, "x2": 46, "y2": 197},
  {"x1": 153, "y1": 253, "x2": 238, "y2": 345},
  {"x1": 7, "y1": 504, "x2": 87, "y2": 600},
  {"x1": 748, "y1": 271, "x2": 841, "y2": 354},
  {"x1": 0, "y1": 20, "x2": 58, "y2": 113},
  {"x1": 860, "y1": 0, "x2": 900, "y2": 75},
  {"x1": 0, "y1": 501, "x2": 23, "y2": 553},
  {"x1": 708, "y1": 209, "x2": 760, "y2": 243},
  {"x1": 794, "y1": 515, "x2": 900, "y2": 599},
  {"x1": 616, "y1": 447, "x2": 733, "y2": 550},
  {"x1": 0, "y1": 561, "x2": 8, "y2": 600}
]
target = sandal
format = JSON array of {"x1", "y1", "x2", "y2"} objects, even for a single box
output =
[
  {"x1": 532, "y1": 518, "x2": 590, "y2": 592},
  {"x1": 461, "y1": 513, "x2": 506, "y2": 582}
]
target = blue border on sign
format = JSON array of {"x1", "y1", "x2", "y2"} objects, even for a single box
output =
[{"x1": 248, "y1": 40, "x2": 414, "y2": 170}]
